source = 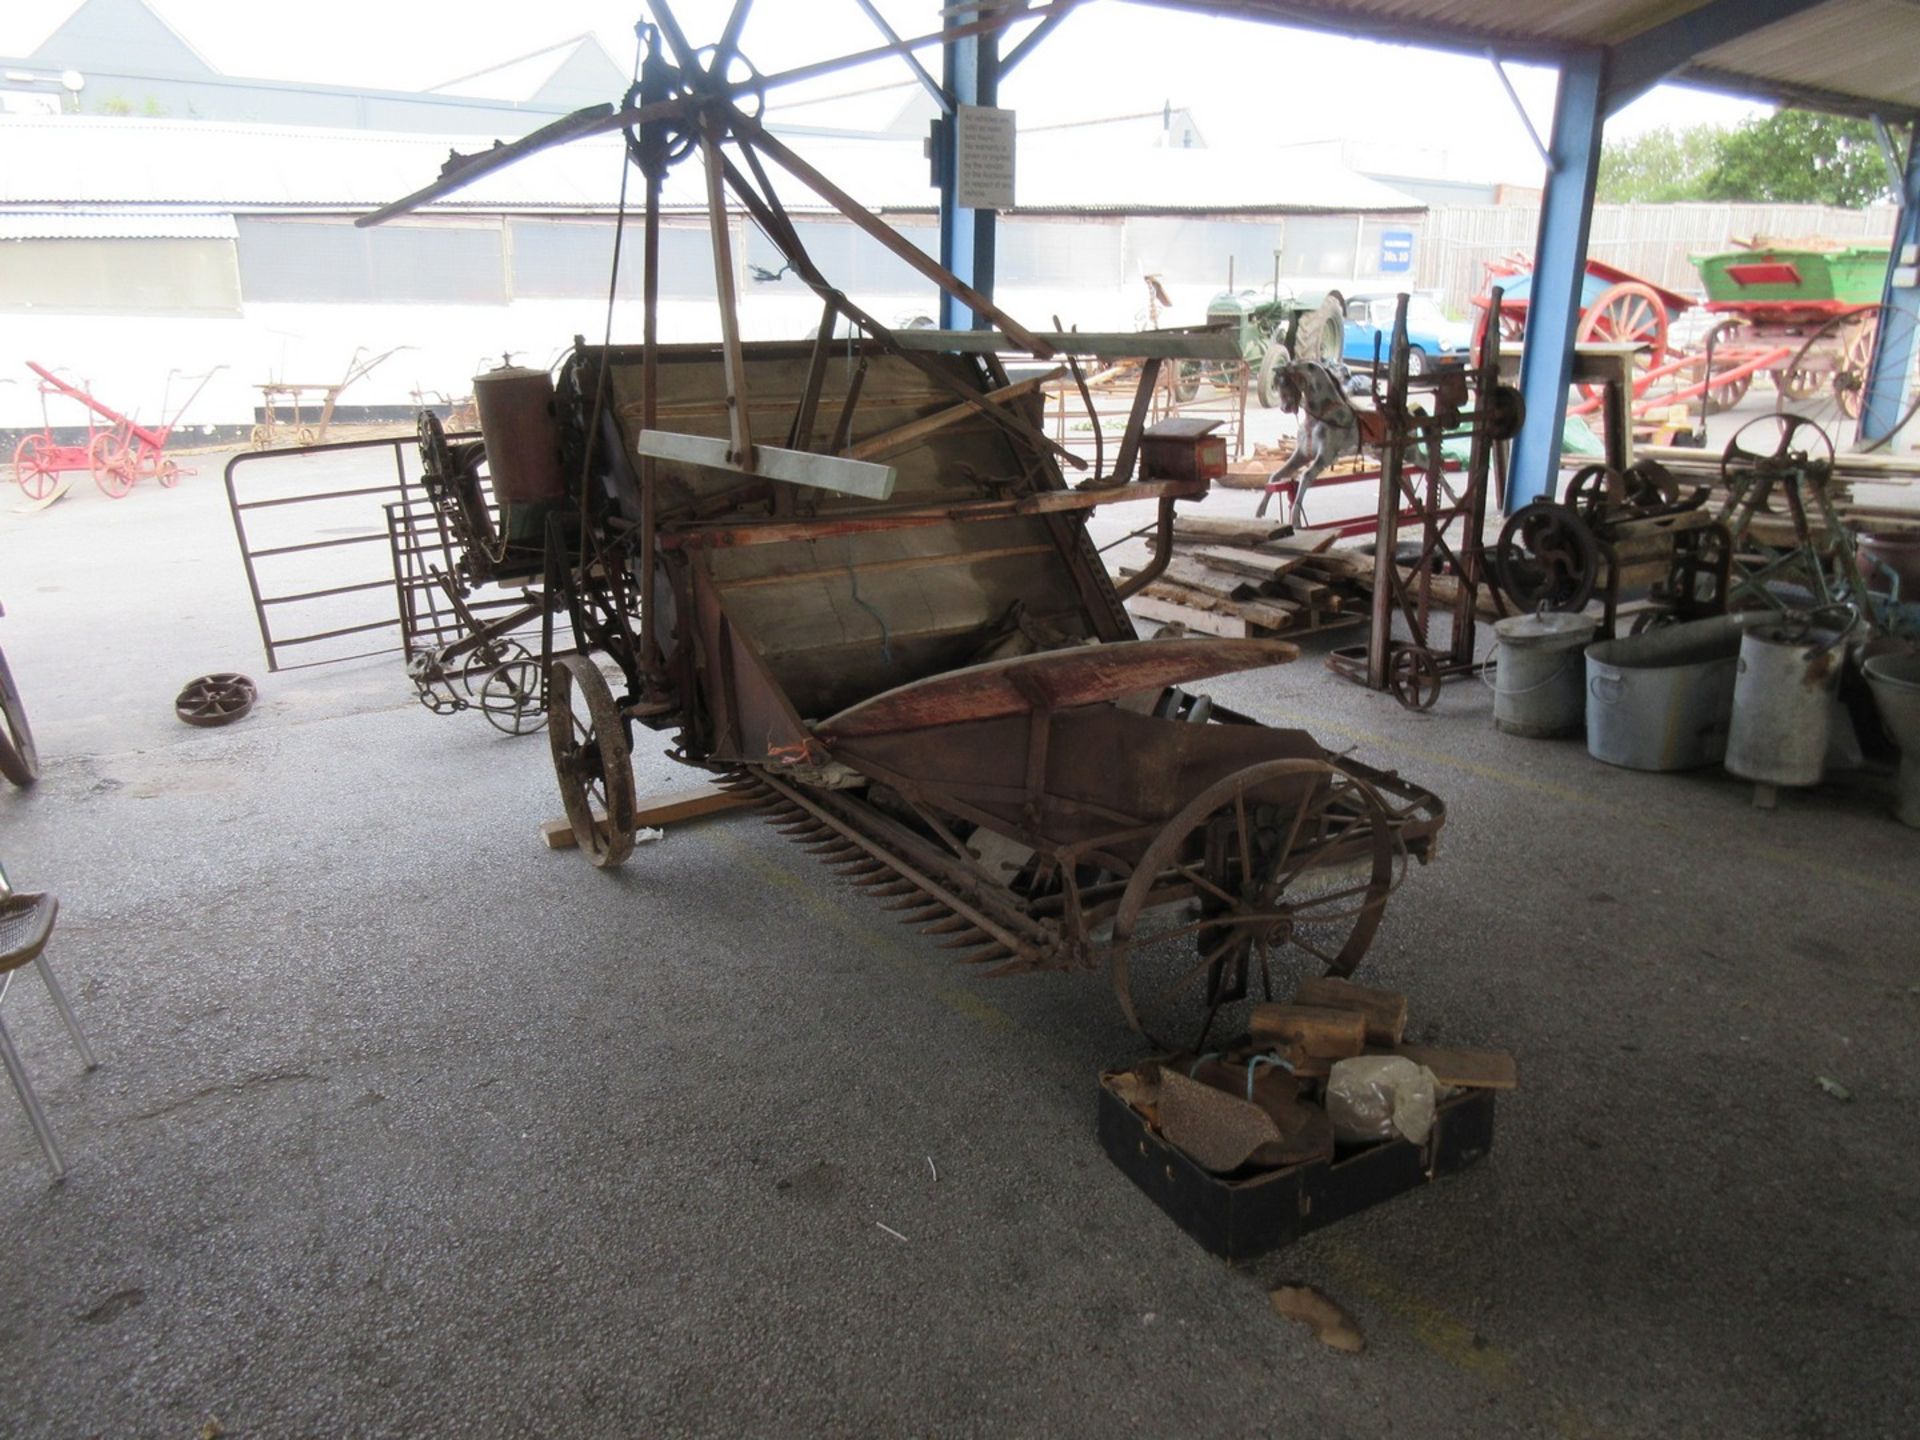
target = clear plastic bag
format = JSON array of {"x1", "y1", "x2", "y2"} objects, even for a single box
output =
[{"x1": 1325, "y1": 1056, "x2": 1439, "y2": 1146}]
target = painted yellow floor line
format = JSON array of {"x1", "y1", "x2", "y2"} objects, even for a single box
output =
[{"x1": 1319, "y1": 1240, "x2": 1620, "y2": 1440}]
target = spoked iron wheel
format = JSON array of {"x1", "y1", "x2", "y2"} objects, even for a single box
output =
[
  {"x1": 1776, "y1": 305, "x2": 1883, "y2": 443},
  {"x1": 11, "y1": 436, "x2": 60, "y2": 502},
  {"x1": 88, "y1": 433, "x2": 138, "y2": 499},
  {"x1": 1109, "y1": 759, "x2": 1400, "y2": 1048},
  {"x1": 546, "y1": 655, "x2": 635, "y2": 868},
  {"x1": 0, "y1": 648, "x2": 39, "y2": 788}
]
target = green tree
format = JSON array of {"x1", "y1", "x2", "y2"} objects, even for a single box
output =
[
  {"x1": 1597, "y1": 124, "x2": 1724, "y2": 202},
  {"x1": 1705, "y1": 111, "x2": 1908, "y2": 206}
]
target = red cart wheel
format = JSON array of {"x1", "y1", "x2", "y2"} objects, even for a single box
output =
[
  {"x1": 157, "y1": 458, "x2": 181, "y2": 488},
  {"x1": 11, "y1": 436, "x2": 60, "y2": 502},
  {"x1": 88, "y1": 433, "x2": 138, "y2": 499},
  {"x1": 1577, "y1": 282, "x2": 1670, "y2": 401}
]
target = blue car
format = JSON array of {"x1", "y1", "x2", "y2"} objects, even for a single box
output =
[{"x1": 1342, "y1": 293, "x2": 1474, "y2": 376}]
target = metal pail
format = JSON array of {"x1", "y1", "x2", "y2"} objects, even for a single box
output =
[
  {"x1": 1584, "y1": 616, "x2": 1743, "y2": 771},
  {"x1": 1725, "y1": 619, "x2": 1850, "y2": 789},
  {"x1": 1491, "y1": 612, "x2": 1596, "y2": 737}
]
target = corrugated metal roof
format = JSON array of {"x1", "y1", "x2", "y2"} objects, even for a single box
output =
[
  {"x1": 0, "y1": 114, "x2": 1424, "y2": 217},
  {"x1": 0, "y1": 208, "x2": 237, "y2": 239},
  {"x1": 1690, "y1": 0, "x2": 1920, "y2": 114},
  {"x1": 1152, "y1": 0, "x2": 1920, "y2": 115}
]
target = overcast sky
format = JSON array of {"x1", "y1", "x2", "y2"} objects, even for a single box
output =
[{"x1": 5, "y1": 0, "x2": 1770, "y2": 183}]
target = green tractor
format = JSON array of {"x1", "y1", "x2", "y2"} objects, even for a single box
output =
[{"x1": 1176, "y1": 286, "x2": 1347, "y2": 408}]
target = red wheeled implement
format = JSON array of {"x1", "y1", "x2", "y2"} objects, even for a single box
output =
[{"x1": 11, "y1": 362, "x2": 221, "y2": 500}]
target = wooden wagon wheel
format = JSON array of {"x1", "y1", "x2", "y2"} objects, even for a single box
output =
[
  {"x1": 547, "y1": 654, "x2": 635, "y2": 868},
  {"x1": 1700, "y1": 316, "x2": 1754, "y2": 414},
  {"x1": 1576, "y1": 281, "x2": 1670, "y2": 402},
  {"x1": 1108, "y1": 759, "x2": 1399, "y2": 1047}
]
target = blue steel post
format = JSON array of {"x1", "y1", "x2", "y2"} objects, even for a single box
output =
[
  {"x1": 1862, "y1": 125, "x2": 1920, "y2": 443},
  {"x1": 937, "y1": 20, "x2": 998, "y2": 330},
  {"x1": 1508, "y1": 49, "x2": 1607, "y2": 511}
]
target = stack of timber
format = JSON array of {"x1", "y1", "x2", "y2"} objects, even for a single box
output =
[{"x1": 1121, "y1": 515, "x2": 1375, "y2": 639}]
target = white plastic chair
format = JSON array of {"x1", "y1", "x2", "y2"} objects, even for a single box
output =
[{"x1": 0, "y1": 865, "x2": 97, "y2": 1180}]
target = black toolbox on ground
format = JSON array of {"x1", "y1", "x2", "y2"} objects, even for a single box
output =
[{"x1": 1098, "y1": 1067, "x2": 1496, "y2": 1264}]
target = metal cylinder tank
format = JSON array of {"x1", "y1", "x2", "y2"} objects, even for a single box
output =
[
  {"x1": 1724, "y1": 619, "x2": 1849, "y2": 789},
  {"x1": 473, "y1": 365, "x2": 565, "y2": 506}
]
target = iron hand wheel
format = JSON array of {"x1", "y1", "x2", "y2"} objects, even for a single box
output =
[
  {"x1": 175, "y1": 673, "x2": 257, "y2": 727},
  {"x1": 478, "y1": 659, "x2": 546, "y2": 736},
  {"x1": 547, "y1": 655, "x2": 636, "y2": 868},
  {"x1": 1495, "y1": 501, "x2": 1599, "y2": 613},
  {"x1": 1108, "y1": 759, "x2": 1400, "y2": 1049}
]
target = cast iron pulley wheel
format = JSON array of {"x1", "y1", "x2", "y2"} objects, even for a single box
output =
[
  {"x1": 1565, "y1": 463, "x2": 1624, "y2": 526},
  {"x1": 0, "y1": 649, "x2": 38, "y2": 788},
  {"x1": 1255, "y1": 340, "x2": 1292, "y2": 409},
  {"x1": 459, "y1": 638, "x2": 532, "y2": 699},
  {"x1": 1485, "y1": 384, "x2": 1525, "y2": 441},
  {"x1": 1388, "y1": 646, "x2": 1443, "y2": 711},
  {"x1": 11, "y1": 436, "x2": 60, "y2": 502},
  {"x1": 547, "y1": 655, "x2": 636, "y2": 868},
  {"x1": 1108, "y1": 759, "x2": 1400, "y2": 1048},
  {"x1": 1621, "y1": 459, "x2": 1680, "y2": 512},
  {"x1": 1495, "y1": 501, "x2": 1599, "y2": 612},
  {"x1": 175, "y1": 673, "x2": 257, "y2": 728}
]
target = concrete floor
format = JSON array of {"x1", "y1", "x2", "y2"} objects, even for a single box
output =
[{"x1": 2, "y1": 446, "x2": 1918, "y2": 1440}]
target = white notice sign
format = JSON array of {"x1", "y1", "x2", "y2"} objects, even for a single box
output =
[{"x1": 954, "y1": 104, "x2": 1015, "y2": 210}]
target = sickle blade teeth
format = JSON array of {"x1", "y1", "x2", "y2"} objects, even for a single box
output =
[
  {"x1": 956, "y1": 945, "x2": 1014, "y2": 966},
  {"x1": 838, "y1": 861, "x2": 889, "y2": 878},
  {"x1": 865, "y1": 880, "x2": 918, "y2": 898},
  {"x1": 923, "y1": 915, "x2": 975, "y2": 936},
  {"x1": 936, "y1": 927, "x2": 990, "y2": 949},
  {"x1": 982, "y1": 956, "x2": 1036, "y2": 978}
]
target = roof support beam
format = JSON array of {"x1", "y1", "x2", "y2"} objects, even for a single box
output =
[
  {"x1": 934, "y1": 5, "x2": 1002, "y2": 330},
  {"x1": 1602, "y1": 0, "x2": 1829, "y2": 116},
  {"x1": 1862, "y1": 124, "x2": 1920, "y2": 445},
  {"x1": 1001, "y1": 3, "x2": 1073, "y2": 74},
  {"x1": 1509, "y1": 47, "x2": 1607, "y2": 511}
]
